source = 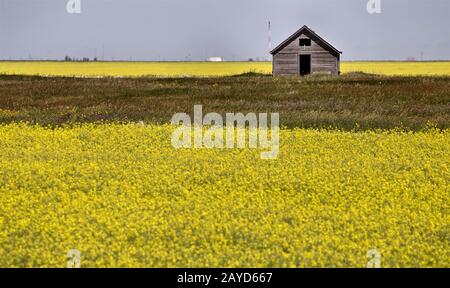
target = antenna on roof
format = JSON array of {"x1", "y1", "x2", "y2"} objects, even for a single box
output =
[{"x1": 268, "y1": 21, "x2": 272, "y2": 53}]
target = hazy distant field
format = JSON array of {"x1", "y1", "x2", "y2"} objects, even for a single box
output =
[
  {"x1": 341, "y1": 62, "x2": 450, "y2": 76},
  {"x1": 0, "y1": 62, "x2": 270, "y2": 77},
  {"x1": 1, "y1": 61, "x2": 450, "y2": 77}
]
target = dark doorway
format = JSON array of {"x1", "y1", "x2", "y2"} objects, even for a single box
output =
[{"x1": 299, "y1": 55, "x2": 311, "y2": 76}]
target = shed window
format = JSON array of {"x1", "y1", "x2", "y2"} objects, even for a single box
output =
[{"x1": 300, "y1": 39, "x2": 311, "y2": 46}]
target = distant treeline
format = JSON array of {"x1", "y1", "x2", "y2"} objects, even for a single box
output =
[{"x1": 64, "y1": 56, "x2": 98, "y2": 62}]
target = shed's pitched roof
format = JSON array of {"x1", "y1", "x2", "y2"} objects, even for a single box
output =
[{"x1": 270, "y1": 25, "x2": 342, "y2": 56}]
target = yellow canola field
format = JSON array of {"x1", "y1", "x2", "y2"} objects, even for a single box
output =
[
  {"x1": 1, "y1": 61, "x2": 450, "y2": 77},
  {"x1": 0, "y1": 62, "x2": 271, "y2": 77},
  {"x1": 341, "y1": 61, "x2": 450, "y2": 76},
  {"x1": 0, "y1": 124, "x2": 448, "y2": 267}
]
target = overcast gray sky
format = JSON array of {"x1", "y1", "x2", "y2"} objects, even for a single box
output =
[{"x1": 0, "y1": 0, "x2": 449, "y2": 61}]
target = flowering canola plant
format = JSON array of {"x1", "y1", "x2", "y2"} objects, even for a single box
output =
[
  {"x1": 1, "y1": 61, "x2": 450, "y2": 77},
  {"x1": 0, "y1": 124, "x2": 448, "y2": 267}
]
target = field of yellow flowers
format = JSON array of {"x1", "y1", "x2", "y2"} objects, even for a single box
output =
[
  {"x1": 1, "y1": 61, "x2": 450, "y2": 77},
  {"x1": 0, "y1": 123, "x2": 448, "y2": 268},
  {"x1": 0, "y1": 62, "x2": 271, "y2": 77}
]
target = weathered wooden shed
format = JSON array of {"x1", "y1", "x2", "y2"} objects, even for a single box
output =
[{"x1": 270, "y1": 25, "x2": 342, "y2": 76}]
